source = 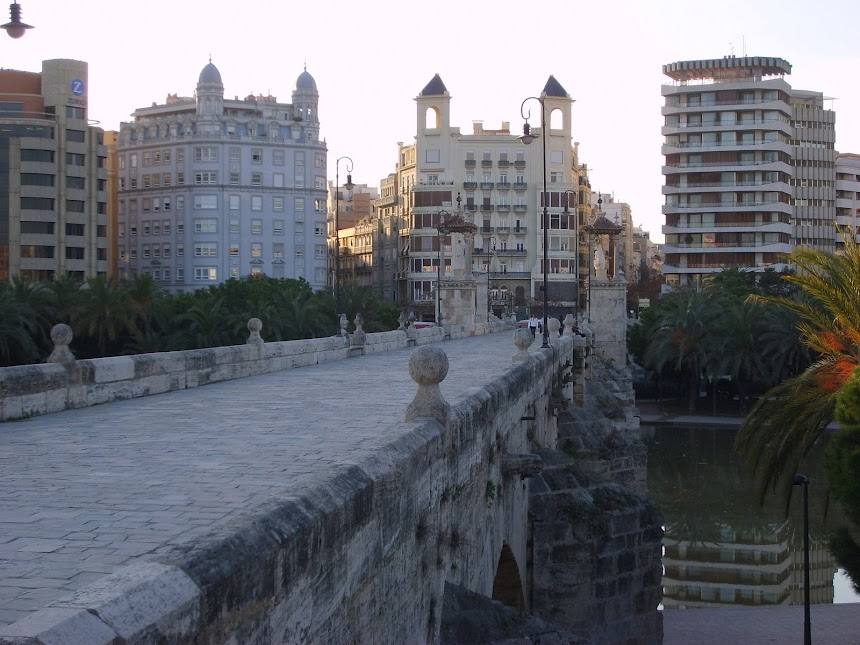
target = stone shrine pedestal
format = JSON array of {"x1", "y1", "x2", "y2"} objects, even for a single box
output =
[
  {"x1": 589, "y1": 277, "x2": 627, "y2": 367},
  {"x1": 439, "y1": 278, "x2": 478, "y2": 328}
]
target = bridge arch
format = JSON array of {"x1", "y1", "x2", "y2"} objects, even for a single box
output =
[{"x1": 491, "y1": 543, "x2": 525, "y2": 610}]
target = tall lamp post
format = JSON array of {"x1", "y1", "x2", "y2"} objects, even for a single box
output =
[
  {"x1": 561, "y1": 189, "x2": 578, "y2": 321},
  {"x1": 486, "y1": 237, "x2": 496, "y2": 321},
  {"x1": 793, "y1": 473, "x2": 812, "y2": 645},
  {"x1": 334, "y1": 156, "x2": 354, "y2": 315},
  {"x1": 520, "y1": 96, "x2": 549, "y2": 348},
  {"x1": 435, "y1": 209, "x2": 452, "y2": 325}
]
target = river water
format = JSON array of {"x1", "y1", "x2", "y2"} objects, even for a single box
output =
[{"x1": 644, "y1": 424, "x2": 860, "y2": 609}]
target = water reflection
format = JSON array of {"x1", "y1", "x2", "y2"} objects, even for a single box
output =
[{"x1": 646, "y1": 425, "x2": 856, "y2": 609}]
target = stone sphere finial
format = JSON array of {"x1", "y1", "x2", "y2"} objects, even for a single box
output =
[
  {"x1": 338, "y1": 313, "x2": 349, "y2": 337},
  {"x1": 548, "y1": 317, "x2": 561, "y2": 339},
  {"x1": 351, "y1": 312, "x2": 367, "y2": 347},
  {"x1": 512, "y1": 328, "x2": 532, "y2": 362},
  {"x1": 563, "y1": 313, "x2": 576, "y2": 336},
  {"x1": 47, "y1": 323, "x2": 75, "y2": 365},
  {"x1": 246, "y1": 317, "x2": 263, "y2": 345},
  {"x1": 405, "y1": 346, "x2": 450, "y2": 424},
  {"x1": 398, "y1": 311, "x2": 408, "y2": 331}
]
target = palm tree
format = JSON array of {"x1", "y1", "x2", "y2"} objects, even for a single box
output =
[
  {"x1": 74, "y1": 276, "x2": 132, "y2": 357},
  {"x1": 737, "y1": 229, "x2": 860, "y2": 500},
  {"x1": 176, "y1": 296, "x2": 240, "y2": 348},
  {"x1": 0, "y1": 283, "x2": 38, "y2": 365},
  {"x1": 644, "y1": 288, "x2": 715, "y2": 412}
]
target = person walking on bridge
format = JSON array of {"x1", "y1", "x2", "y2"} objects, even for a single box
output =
[{"x1": 528, "y1": 314, "x2": 538, "y2": 339}]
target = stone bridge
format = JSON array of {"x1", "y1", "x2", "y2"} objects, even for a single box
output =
[{"x1": 0, "y1": 317, "x2": 661, "y2": 644}]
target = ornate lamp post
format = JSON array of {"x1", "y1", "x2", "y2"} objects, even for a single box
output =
[
  {"x1": 561, "y1": 189, "x2": 579, "y2": 321},
  {"x1": 520, "y1": 96, "x2": 549, "y2": 348},
  {"x1": 486, "y1": 236, "x2": 496, "y2": 321},
  {"x1": 334, "y1": 156, "x2": 354, "y2": 315},
  {"x1": 793, "y1": 473, "x2": 812, "y2": 645},
  {"x1": 435, "y1": 209, "x2": 451, "y2": 325}
]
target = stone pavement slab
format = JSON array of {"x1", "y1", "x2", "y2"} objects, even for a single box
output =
[
  {"x1": 0, "y1": 331, "x2": 531, "y2": 628},
  {"x1": 663, "y1": 604, "x2": 860, "y2": 645}
]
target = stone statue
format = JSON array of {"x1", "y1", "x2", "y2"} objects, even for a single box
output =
[{"x1": 593, "y1": 244, "x2": 607, "y2": 281}]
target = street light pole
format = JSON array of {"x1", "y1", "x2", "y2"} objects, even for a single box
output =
[
  {"x1": 520, "y1": 96, "x2": 549, "y2": 348},
  {"x1": 334, "y1": 156, "x2": 354, "y2": 316},
  {"x1": 435, "y1": 209, "x2": 451, "y2": 325},
  {"x1": 562, "y1": 189, "x2": 578, "y2": 322},
  {"x1": 793, "y1": 473, "x2": 812, "y2": 645},
  {"x1": 486, "y1": 237, "x2": 496, "y2": 321}
]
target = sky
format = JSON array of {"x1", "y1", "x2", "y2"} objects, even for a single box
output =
[{"x1": 4, "y1": 0, "x2": 860, "y2": 242}]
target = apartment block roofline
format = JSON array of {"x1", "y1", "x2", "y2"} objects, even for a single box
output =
[{"x1": 663, "y1": 56, "x2": 791, "y2": 82}]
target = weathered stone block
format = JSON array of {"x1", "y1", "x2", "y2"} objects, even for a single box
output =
[{"x1": 88, "y1": 356, "x2": 136, "y2": 384}]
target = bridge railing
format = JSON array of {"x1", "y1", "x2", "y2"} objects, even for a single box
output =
[{"x1": 0, "y1": 317, "x2": 514, "y2": 423}]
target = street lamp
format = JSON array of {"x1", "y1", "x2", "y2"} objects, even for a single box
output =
[
  {"x1": 435, "y1": 209, "x2": 452, "y2": 325},
  {"x1": 486, "y1": 237, "x2": 496, "y2": 321},
  {"x1": 520, "y1": 96, "x2": 549, "y2": 348},
  {"x1": 1, "y1": 2, "x2": 33, "y2": 39},
  {"x1": 334, "y1": 156, "x2": 354, "y2": 316},
  {"x1": 793, "y1": 473, "x2": 812, "y2": 645},
  {"x1": 561, "y1": 189, "x2": 579, "y2": 321}
]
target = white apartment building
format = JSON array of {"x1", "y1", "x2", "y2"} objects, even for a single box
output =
[
  {"x1": 836, "y1": 152, "x2": 860, "y2": 248},
  {"x1": 117, "y1": 62, "x2": 328, "y2": 291},
  {"x1": 401, "y1": 74, "x2": 588, "y2": 319},
  {"x1": 661, "y1": 56, "x2": 836, "y2": 288}
]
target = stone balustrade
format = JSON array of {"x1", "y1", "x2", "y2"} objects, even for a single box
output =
[{"x1": 0, "y1": 317, "x2": 513, "y2": 423}]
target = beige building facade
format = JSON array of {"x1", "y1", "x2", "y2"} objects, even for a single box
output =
[{"x1": 836, "y1": 152, "x2": 860, "y2": 248}]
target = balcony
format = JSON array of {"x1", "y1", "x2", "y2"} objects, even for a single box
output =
[
  {"x1": 463, "y1": 181, "x2": 477, "y2": 190},
  {"x1": 495, "y1": 225, "x2": 510, "y2": 232},
  {"x1": 480, "y1": 181, "x2": 494, "y2": 190},
  {"x1": 465, "y1": 159, "x2": 476, "y2": 168},
  {"x1": 513, "y1": 205, "x2": 528, "y2": 213},
  {"x1": 480, "y1": 204, "x2": 494, "y2": 212},
  {"x1": 497, "y1": 248, "x2": 527, "y2": 256},
  {"x1": 496, "y1": 205, "x2": 511, "y2": 213},
  {"x1": 512, "y1": 225, "x2": 527, "y2": 233},
  {"x1": 496, "y1": 182, "x2": 511, "y2": 190},
  {"x1": 513, "y1": 182, "x2": 527, "y2": 191},
  {"x1": 481, "y1": 159, "x2": 493, "y2": 168},
  {"x1": 498, "y1": 159, "x2": 510, "y2": 168},
  {"x1": 491, "y1": 271, "x2": 530, "y2": 279},
  {"x1": 514, "y1": 160, "x2": 526, "y2": 169},
  {"x1": 465, "y1": 204, "x2": 478, "y2": 213}
]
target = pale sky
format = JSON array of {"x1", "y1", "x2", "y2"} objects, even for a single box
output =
[{"x1": 5, "y1": 0, "x2": 860, "y2": 242}]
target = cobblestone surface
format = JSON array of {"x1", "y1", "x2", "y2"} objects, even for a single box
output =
[{"x1": 0, "y1": 331, "x2": 533, "y2": 627}]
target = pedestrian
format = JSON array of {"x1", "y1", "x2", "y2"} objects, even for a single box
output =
[{"x1": 528, "y1": 314, "x2": 538, "y2": 338}]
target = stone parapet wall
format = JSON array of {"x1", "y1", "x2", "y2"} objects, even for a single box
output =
[{"x1": 0, "y1": 320, "x2": 512, "y2": 423}]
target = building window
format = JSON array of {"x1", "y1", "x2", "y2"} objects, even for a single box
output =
[
  {"x1": 314, "y1": 176, "x2": 326, "y2": 189},
  {"x1": 251, "y1": 172, "x2": 263, "y2": 186},
  {"x1": 273, "y1": 219, "x2": 284, "y2": 235},
  {"x1": 251, "y1": 148, "x2": 263, "y2": 163},
  {"x1": 194, "y1": 171, "x2": 218, "y2": 185},
  {"x1": 229, "y1": 194, "x2": 240, "y2": 210},
  {"x1": 176, "y1": 172, "x2": 185, "y2": 185},
  {"x1": 251, "y1": 219, "x2": 263, "y2": 235},
  {"x1": 194, "y1": 146, "x2": 218, "y2": 162},
  {"x1": 65, "y1": 129, "x2": 85, "y2": 143},
  {"x1": 273, "y1": 242, "x2": 284, "y2": 259},
  {"x1": 229, "y1": 244, "x2": 239, "y2": 257},
  {"x1": 229, "y1": 172, "x2": 240, "y2": 184},
  {"x1": 177, "y1": 243, "x2": 184, "y2": 257},
  {"x1": 251, "y1": 242, "x2": 263, "y2": 258},
  {"x1": 273, "y1": 149, "x2": 285, "y2": 166},
  {"x1": 65, "y1": 152, "x2": 85, "y2": 166},
  {"x1": 194, "y1": 218, "x2": 217, "y2": 233},
  {"x1": 194, "y1": 242, "x2": 217, "y2": 257},
  {"x1": 251, "y1": 195, "x2": 263, "y2": 211},
  {"x1": 65, "y1": 223, "x2": 85, "y2": 236},
  {"x1": 194, "y1": 267, "x2": 218, "y2": 281},
  {"x1": 273, "y1": 196, "x2": 284, "y2": 211},
  {"x1": 314, "y1": 153, "x2": 325, "y2": 168},
  {"x1": 230, "y1": 219, "x2": 240, "y2": 234},
  {"x1": 273, "y1": 173, "x2": 284, "y2": 188},
  {"x1": 176, "y1": 267, "x2": 184, "y2": 281},
  {"x1": 194, "y1": 195, "x2": 217, "y2": 210},
  {"x1": 425, "y1": 149, "x2": 440, "y2": 163}
]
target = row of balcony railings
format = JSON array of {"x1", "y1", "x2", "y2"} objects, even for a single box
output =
[
  {"x1": 664, "y1": 159, "x2": 790, "y2": 169},
  {"x1": 463, "y1": 181, "x2": 529, "y2": 190},
  {"x1": 665, "y1": 219, "x2": 791, "y2": 228},
  {"x1": 666, "y1": 200, "x2": 791, "y2": 209},
  {"x1": 465, "y1": 159, "x2": 527, "y2": 167},
  {"x1": 664, "y1": 97, "x2": 789, "y2": 108},
  {"x1": 666, "y1": 139, "x2": 789, "y2": 148},
  {"x1": 665, "y1": 118, "x2": 790, "y2": 128},
  {"x1": 663, "y1": 240, "x2": 791, "y2": 249},
  {"x1": 665, "y1": 180, "x2": 790, "y2": 188}
]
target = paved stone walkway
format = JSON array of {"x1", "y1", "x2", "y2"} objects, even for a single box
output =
[
  {"x1": 0, "y1": 332, "x2": 530, "y2": 628},
  {"x1": 663, "y1": 604, "x2": 860, "y2": 644}
]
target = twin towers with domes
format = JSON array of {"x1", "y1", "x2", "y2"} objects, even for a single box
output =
[{"x1": 194, "y1": 59, "x2": 319, "y2": 125}]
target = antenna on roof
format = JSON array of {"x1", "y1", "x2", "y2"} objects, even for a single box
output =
[
  {"x1": 729, "y1": 41, "x2": 734, "y2": 56},
  {"x1": 742, "y1": 35, "x2": 747, "y2": 56}
]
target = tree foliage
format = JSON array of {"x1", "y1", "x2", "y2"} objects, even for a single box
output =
[{"x1": 0, "y1": 276, "x2": 398, "y2": 366}]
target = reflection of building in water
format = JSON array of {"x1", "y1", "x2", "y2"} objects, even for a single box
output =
[
  {"x1": 663, "y1": 522, "x2": 835, "y2": 608},
  {"x1": 649, "y1": 425, "x2": 838, "y2": 609}
]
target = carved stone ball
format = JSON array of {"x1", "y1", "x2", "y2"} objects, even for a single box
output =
[
  {"x1": 247, "y1": 318, "x2": 263, "y2": 333},
  {"x1": 409, "y1": 346, "x2": 449, "y2": 386},
  {"x1": 513, "y1": 328, "x2": 532, "y2": 353},
  {"x1": 51, "y1": 323, "x2": 73, "y2": 346}
]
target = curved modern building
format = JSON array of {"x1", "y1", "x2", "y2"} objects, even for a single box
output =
[
  {"x1": 117, "y1": 62, "x2": 328, "y2": 291},
  {"x1": 661, "y1": 56, "x2": 836, "y2": 288}
]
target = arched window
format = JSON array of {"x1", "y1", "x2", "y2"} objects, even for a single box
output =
[
  {"x1": 550, "y1": 108, "x2": 563, "y2": 130},
  {"x1": 425, "y1": 106, "x2": 440, "y2": 129}
]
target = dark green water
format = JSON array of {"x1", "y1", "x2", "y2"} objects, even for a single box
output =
[{"x1": 645, "y1": 425, "x2": 860, "y2": 608}]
